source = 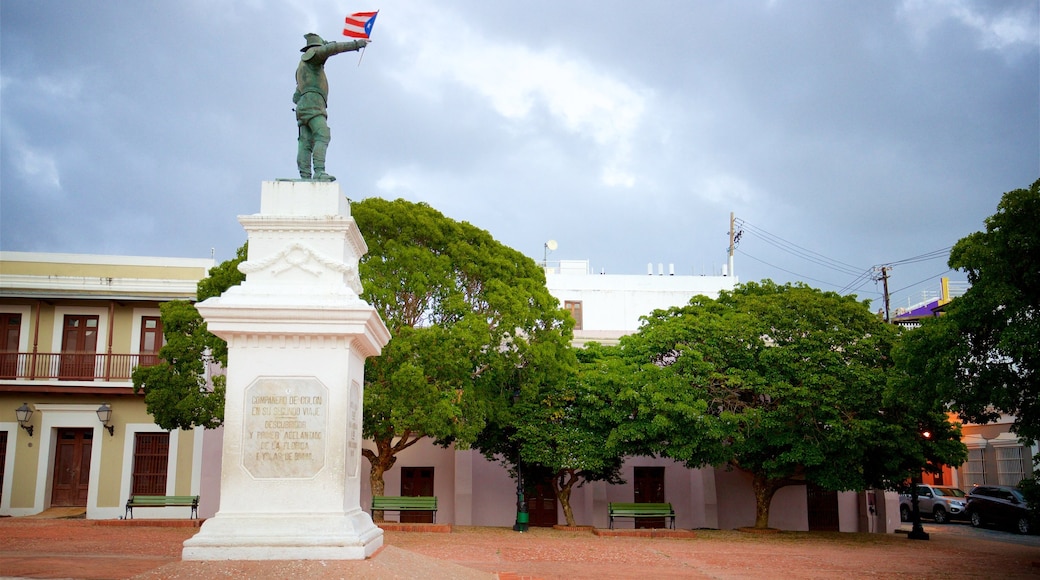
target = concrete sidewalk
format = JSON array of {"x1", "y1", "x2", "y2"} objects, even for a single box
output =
[{"x1": 2, "y1": 518, "x2": 1039, "y2": 579}]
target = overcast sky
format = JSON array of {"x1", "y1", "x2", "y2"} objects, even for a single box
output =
[{"x1": 2, "y1": 1, "x2": 1037, "y2": 311}]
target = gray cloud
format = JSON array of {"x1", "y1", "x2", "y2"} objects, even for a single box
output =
[{"x1": 2, "y1": 0, "x2": 1036, "y2": 310}]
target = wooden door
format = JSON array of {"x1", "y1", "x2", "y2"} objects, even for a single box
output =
[
  {"x1": 60, "y1": 315, "x2": 99, "y2": 380},
  {"x1": 138, "y1": 316, "x2": 163, "y2": 368},
  {"x1": 807, "y1": 483, "x2": 840, "y2": 531},
  {"x1": 400, "y1": 467, "x2": 434, "y2": 523},
  {"x1": 0, "y1": 313, "x2": 21, "y2": 379},
  {"x1": 524, "y1": 476, "x2": 558, "y2": 527},
  {"x1": 633, "y1": 466, "x2": 666, "y2": 528},
  {"x1": 51, "y1": 428, "x2": 93, "y2": 506}
]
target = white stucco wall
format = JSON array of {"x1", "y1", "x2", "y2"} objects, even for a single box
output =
[{"x1": 545, "y1": 261, "x2": 737, "y2": 341}]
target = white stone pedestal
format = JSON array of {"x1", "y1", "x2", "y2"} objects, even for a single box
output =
[{"x1": 182, "y1": 181, "x2": 390, "y2": 560}]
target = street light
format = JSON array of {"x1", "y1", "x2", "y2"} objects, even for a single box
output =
[
  {"x1": 511, "y1": 388, "x2": 529, "y2": 533},
  {"x1": 15, "y1": 402, "x2": 34, "y2": 437},
  {"x1": 96, "y1": 403, "x2": 114, "y2": 436},
  {"x1": 908, "y1": 429, "x2": 933, "y2": 541},
  {"x1": 907, "y1": 482, "x2": 930, "y2": 540}
]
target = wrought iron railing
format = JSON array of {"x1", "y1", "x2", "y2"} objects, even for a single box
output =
[{"x1": 0, "y1": 352, "x2": 161, "y2": 382}]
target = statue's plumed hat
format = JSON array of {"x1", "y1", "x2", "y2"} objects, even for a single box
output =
[{"x1": 301, "y1": 33, "x2": 325, "y2": 52}]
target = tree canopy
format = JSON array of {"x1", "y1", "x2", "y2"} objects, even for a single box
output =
[
  {"x1": 932, "y1": 178, "x2": 1040, "y2": 443},
  {"x1": 615, "y1": 280, "x2": 965, "y2": 528},
  {"x1": 351, "y1": 198, "x2": 574, "y2": 503},
  {"x1": 476, "y1": 342, "x2": 626, "y2": 527}
]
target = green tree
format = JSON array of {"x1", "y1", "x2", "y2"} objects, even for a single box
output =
[
  {"x1": 352, "y1": 198, "x2": 574, "y2": 511},
  {"x1": 131, "y1": 244, "x2": 246, "y2": 429},
  {"x1": 478, "y1": 342, "x2": 626, "y2": 527},
  {"x1": 936, "y1": 178, "x2": 1040, "y2": 443},
  {"x1": 619, "y1": 281, "x2": 964, "y2": 528}
]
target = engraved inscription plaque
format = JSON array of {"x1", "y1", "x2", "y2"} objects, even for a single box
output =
[{"x1": 242, "y1": 377, "x2": 328, "y2": 478}]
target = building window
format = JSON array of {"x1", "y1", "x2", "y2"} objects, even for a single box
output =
[
  {"x1": 564, "y1": 301, "x2": 583, "y2": 331},
  {"x1": 0, "y1": 313, "x2": 20, "y2": 379},
  {"x1": 139, "y1": 316, "x2": 164, "y2": 367},
  {"x1": 996, "y1": 445, "x2": 1028, "y2": 487},
  {"x1": 963, "y1": 448, "x2": 986, "y2": 488},
  {"x1": 132, "y1": 433, "x2": 170, "y2": 495}
]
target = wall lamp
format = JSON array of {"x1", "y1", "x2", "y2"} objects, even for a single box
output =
[
  {"x1": 97, "y1": 402, "x2": 114, "y2": 436},
  {"x1": 16, "y1": 402, "x2": 34, "y2": 437}
]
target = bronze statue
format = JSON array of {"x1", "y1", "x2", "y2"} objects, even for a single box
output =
[{"x1": 294, "y1": 33, "x2": 367, "y2": 181}]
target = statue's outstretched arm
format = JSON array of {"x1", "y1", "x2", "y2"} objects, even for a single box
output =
[{"x1": 306, "y1": 39, "x2": 368, "y2": 62}]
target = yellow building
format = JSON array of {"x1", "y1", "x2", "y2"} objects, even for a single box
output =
[{"x1": 0, "y1": 251, "x2": 213, "y2": 518}]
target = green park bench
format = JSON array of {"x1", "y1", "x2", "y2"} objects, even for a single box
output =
[
  {"x1": 371, "y1": 495, "x2": 438, "y2": 523},
  {"x1": 124, "y1": 495, "x2": 199, "y2": 519},
  {"x1": 608, "y1": 502, "x2": 676, "y2": 529}
]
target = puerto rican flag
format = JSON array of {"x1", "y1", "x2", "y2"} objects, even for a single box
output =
[{"x1": 343, "y1": 11, "x2": 378, "y2": 39}]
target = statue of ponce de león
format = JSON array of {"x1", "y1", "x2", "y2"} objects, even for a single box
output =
[{"x1": 294, "y1": 33, "x2": 367, "y2": 182}]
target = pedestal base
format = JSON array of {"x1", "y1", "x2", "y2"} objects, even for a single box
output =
[{"x1": 182, "y1": 510, "x2": 383, "y2": 560}]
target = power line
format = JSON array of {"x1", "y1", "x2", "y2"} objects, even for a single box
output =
[
  {"x1": 736, "y1": 249, "x2": 877, "y2": 293},
  {"x1": 731, "y1": 218, "x2": 954, "y2": 304},
  {"x1": 735, "y1": 219, "x2": 864, "y2": 276},
  {"x1": 888, "y1": 269, "x2": 955, "y2": 297}
]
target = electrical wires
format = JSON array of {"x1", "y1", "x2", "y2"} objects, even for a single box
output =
[{"x1": 732, "y1": 218, "x2": 954, "y2": 301}]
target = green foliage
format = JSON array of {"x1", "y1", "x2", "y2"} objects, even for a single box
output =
[
  {"x1": 615, "y1": 280, "x2": 963, "y2": 526},
  {"x1": 131, "y1": 244, "x2": 245, "y2": 430},
  {"x1": 477, "y1": 342, "x2": 625, "y2": 525},
  {"x1": 351, "y1": 198, "x2": 574, "y2": 496},
  {"x1": 1019, "y1": 472, "x2": 1040, "y2": 523},
  {"x1": 938, "y1": 178, "x2": 1040, "y2": 442}
]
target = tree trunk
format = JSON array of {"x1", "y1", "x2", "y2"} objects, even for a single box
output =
[
  {"x1": 362, "y1": 437, "x2": 398, "y2": 523},
  {"x1": 553, "y1": 469, "x2": 580, "y2": 527},
  {"x1": 751, "y1": 472, "x2": 782, "y2": 529}
]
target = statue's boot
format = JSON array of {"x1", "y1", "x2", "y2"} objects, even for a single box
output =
[{"x1": 311, "y1": 128, "x2": 334, "y2": 181}]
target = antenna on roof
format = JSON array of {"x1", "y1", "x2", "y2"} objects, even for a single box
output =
[{"x1": 543, "y1": 240, "x2": 557, "y2": 265}]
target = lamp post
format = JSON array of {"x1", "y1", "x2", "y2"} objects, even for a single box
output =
[
  {"x1": 908, "y1": 429, "x2": 932, "y2": 541},
  {"x1": 907, "y1": 481, "x2": 930, "y2": 540},
  {"x1": 511, "y1": 387, "x2": 529, "y2": 532},
  {"x1": 513, "y1": 456, "x2": 528, "y2": 532}
]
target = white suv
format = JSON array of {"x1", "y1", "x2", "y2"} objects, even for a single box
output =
[{"x1": 899, "y1": 484, "x2": 968, "y2": 524}]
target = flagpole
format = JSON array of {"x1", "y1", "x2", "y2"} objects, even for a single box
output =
[{"x1": 357, "y1": 45, "x2": 366, "y2": 67}]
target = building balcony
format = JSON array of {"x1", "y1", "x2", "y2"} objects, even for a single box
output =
[{"x1": 0, "y1": 352, "x2": 160, "y2": 393}]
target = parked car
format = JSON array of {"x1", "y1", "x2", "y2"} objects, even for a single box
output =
[
  {"x1": 965, "y1": 484, "x2": 1033, "y2": 534},
  {"x1": 899, "y1": 484, "x2": 968, "y2": 524}
]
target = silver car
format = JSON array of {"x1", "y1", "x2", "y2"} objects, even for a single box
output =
[{"x1": 899, "y1": 484, "x2": 968, "y2": 524}]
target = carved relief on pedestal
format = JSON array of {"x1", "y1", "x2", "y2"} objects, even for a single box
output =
[{"x1": 239, "y1": 241, "x2": 363, "y2": 295}]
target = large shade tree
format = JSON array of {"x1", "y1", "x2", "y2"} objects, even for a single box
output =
[
  {"x1": 476, "y1": 342, "x2": 627, "y2": 527},
  {"x1": 348, "y1": 198, "x2": 574, "y2": 507},
  {"x1": 926, "y1": 178, "x2": 1040, "y2": 443},
  {"x1": 617, "y1": 281, "x2": 965, "y2": 528}
]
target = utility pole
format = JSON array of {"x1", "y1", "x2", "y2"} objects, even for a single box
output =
[
  {"x1": 875, "y1": 266, "x2": 892, "y2": 323},
  {"x1": 728, "y1": 212, "x2": 736, "y2": 278}
]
